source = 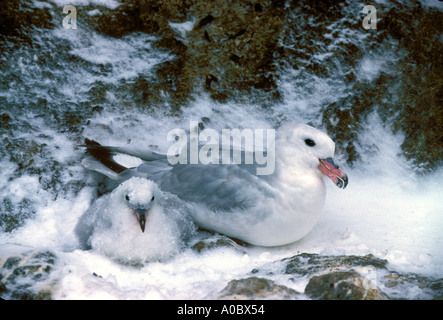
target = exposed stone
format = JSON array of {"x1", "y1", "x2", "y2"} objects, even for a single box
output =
[
  {"x1": 382, "y1": 271, "x2": 443, "y2": 300},
  {"x1": 191, "y1": 234, "x2": 246, "y2": 253},
  {"x1": 219, "y1": 276, "x2": 299, "y2": 300},
  {"x1": 0, "y1": 113, "x2": 11, "y2": 131},
  {"x1": 283, "y1": 253, "x2": 388, "y2": 276},
  {"x1": 86, "y1": 0, "x2": 286, "y2": 107},
  {"x1": 0, "y1": 250, "x2": 58, "y2": 300},
  {"x1": 305, "y1": 271, "x2": 386, "y2": 300},
  {"x1": 0, "y1": 0, "x2": 54, "y2": 38},
  {"x1": 274, "y1": 252, "x2": 441, "y2": 299},
  {"x1": 0, "y1": 198, "x2": 37, "y2": 233},
  {"x1": 322, "y1": 1, "x2": 442, "y2": 171}
]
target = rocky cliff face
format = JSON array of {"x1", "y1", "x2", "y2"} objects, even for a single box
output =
[
  {"x1": 1, "y1": 0, "x2": 441, "y2": 170},
  {"x1": 86, "y1": 0, "x2": 286, "y2": 111},
  {"x1": 82, "y1": 0, "x2": 441, "y2": 170}
]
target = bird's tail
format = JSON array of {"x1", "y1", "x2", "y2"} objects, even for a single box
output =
[
  {"x1": 84, "y1": 139, "x2": 128, "y2": 173},
  {"x1": 81, "y1": 139, "x2": 128, "y2": 180},
  {"x1": 81, "y1": 138, "x2": 168, "y2": 180}
]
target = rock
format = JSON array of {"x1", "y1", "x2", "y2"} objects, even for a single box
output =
[
  {"x1": 89, "y1": 2, "x2": 146, "y2": 38},
  {"x1": 326, "y1": 1, "x2": 442, "y2": 171},
  {"x1": 305, "y1": 271, "x2": 386, "y2": 300},
  {"x1": 87, "y1": 0, "x2": 286, "y2": 107},
  {"x1": 0, "y1": 249, "x2": 58, "y2": 300},
  {"x1": 282, "y1": 253, "x2": 390, "y2": 299},
  {"x1": 0, "y1": 113, "x2": 11, "y2": 130},
  {"x1": 197, "y1": 15, "x2": 214, "y2": 28},
  {"x1": 0, "y1": 198, "x2": 36, "y2": 233},
  {"x1": 218, "y1": 276, "x2": 299, "y2": 300},
  {"x1": 283, "y1": 253, "x2": 388, "y2": 276},
  {"x1": 0, "y1": 0, "x2": 54, "y2": 38},
  {"x1": 383, "y1": 271, "x2": 443, "y2": 300},
  {"x1": 278, "y1": 252, "x2": 443, "y2": 300},
  {"x1": 191, "y1": 233, "x2": 246, "y2": 253}
]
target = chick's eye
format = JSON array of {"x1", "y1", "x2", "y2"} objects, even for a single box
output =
[
  {"x1": 304, "y1": 139, "x2": 316, "y2": 147},
  {"x1": 125, "y1": 195, "x2": 130, "y2": 201},
  {"x1": 151, "y1": 196, "x2": 155, "y2": 201}
]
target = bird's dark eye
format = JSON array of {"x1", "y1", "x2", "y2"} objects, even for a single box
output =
[
  {"x1": 305, "y1": 139, "x2": 316, "y2": 147},
  {"x1": 125, "y1": 195, "x2": 130, "y2": 201},
  {"x1": 151, "y1": 196, "x2": 155, "y2": 201}
]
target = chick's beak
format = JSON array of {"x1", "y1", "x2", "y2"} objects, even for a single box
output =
[{"x1": 133, "y1": 208, "x2": 150, "y2": 232}]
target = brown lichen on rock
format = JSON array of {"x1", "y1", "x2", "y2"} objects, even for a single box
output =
[
  {"x1": 305, "y1": 271, "x2": 386, "y2": 300},
  {"x1": 219, "y1": 276, "x2": 299, "y2": 300},
  {"x1": 91, "y1": 0, "x2": 286, "y2": 108}
]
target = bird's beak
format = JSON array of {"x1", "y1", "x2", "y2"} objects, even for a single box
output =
[
  {"x1": 133, "y1": 208, "x2": 150, "y2": 232},
  {"x1": 318, "y1": 158, "x2": 348, "y2": 189}
]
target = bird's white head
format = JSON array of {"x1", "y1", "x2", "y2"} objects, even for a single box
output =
[
  {"x1": 116, "y1": 177, "x2": 160, "y2": 232},
  {"x1": 277, "y1": 123, "x2": 348, "y2": 189}
]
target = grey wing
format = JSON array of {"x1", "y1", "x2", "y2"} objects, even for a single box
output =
[
  {"x1": 112, "y1": 142, "x2": 277, "y2": 211},
  {"x1": 137, "y1": 161, "x2": 278, "y2": 212}
]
